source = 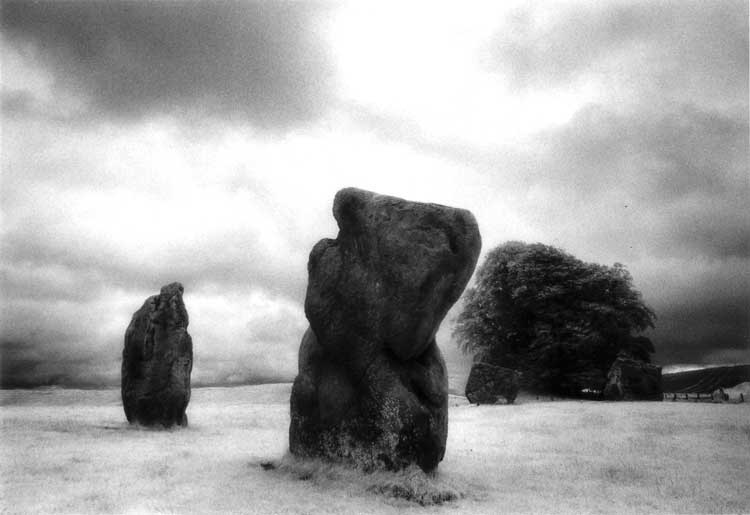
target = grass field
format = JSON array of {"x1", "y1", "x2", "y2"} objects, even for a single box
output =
[{"x1": 1, "y1": 384, "x2": 748, "y2": 514}]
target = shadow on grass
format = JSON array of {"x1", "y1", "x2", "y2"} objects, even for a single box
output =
[
  {"x1": 254, "y1": 453, "x2": 478, "y2": 506},
  {"x1": 92, "y1": 422, "x2": 194, "y2": 433}
]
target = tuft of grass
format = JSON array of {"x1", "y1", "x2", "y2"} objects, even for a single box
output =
[
  {"x1": 365, "y1": 467, "x2": 463, "y2": 506},
  {"x1": 260, "y1": 453, "x2": 468, "y2": 506},
  {"x1": 601, "y1": 463, "x2": 647, "y2": 484}
]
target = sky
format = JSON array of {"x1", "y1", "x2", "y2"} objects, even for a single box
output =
[{"x1": 1, "y1": 0, "x2": 748, "y2": 388}]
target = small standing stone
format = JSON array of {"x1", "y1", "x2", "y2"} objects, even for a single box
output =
[
  {"x1": 603, "y1": 355, "x2": 662, "y2": 401},
  {"x1": 465, "y1": 363, "x2": 521, "y2": 404},
  {"x1": 711, "y1": 388, "x2": 728, "y2": 403},
  {"x1": 122, "y1": 282, "x2": 193, "y2": 427}
]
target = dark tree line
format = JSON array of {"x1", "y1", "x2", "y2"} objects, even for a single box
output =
[{"x1": 454, "y1": 242, "x2": 656, "y2": 397}]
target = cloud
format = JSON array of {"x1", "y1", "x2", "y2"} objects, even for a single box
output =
[
  {"x1": 486, "y1": 102, "x2": 748, "y2": 365},
  {"x1": 643, "y1": 256, "x2": 749, "y2": 364},
  {"x1": 350, "y1": 101, "x2": 748, "y2": 258},
  {"x1": 0, "y1": 113, "x2": 491, "y2": 388},
  {"x1": 526, "y1": 103, "x2": 749, "y2": 260},
  {"x1": 1, "y1": 1, "x2": 747, "y2": 388},
  {"x1": 186, "y1": 291, "x2": 307, "y2": 386},
  {"x1": 0, "y1": 288, "x2": 308, "y2": 388},
  {"x1": 1, "y1": 90, "x2": 34, "y2": 117},
  {"x1": 1, "y1": 1, "x2": 335, "y2": 129},
  {"x1": 345, "y1": 98, "x2": 748, "y2": 368},
  {"x1": 490, "y1": 0, "x2": 748, "y2": 109},
  {"x1": 522, "y1": 101, "x2": 750, "y2": 363},
  {"x1": 0, "y1": 293, "x2": 133, "y2": 388}
]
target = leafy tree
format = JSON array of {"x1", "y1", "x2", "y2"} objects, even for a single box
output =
[{"x1": 454, "y1": 241, "x2": 656, "y2": 396}]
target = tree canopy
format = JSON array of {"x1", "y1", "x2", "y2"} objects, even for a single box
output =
[{"x1": 454, "y1": 241, "x2": 656, "y2": 396}]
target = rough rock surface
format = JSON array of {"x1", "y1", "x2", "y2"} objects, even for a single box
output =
[
  {"x1": 122, "y1": 282, "x2": 193, "y2": 427},
  {"x1": 465, "y1": 363, "x2": 521, "y2": 404},
  {"x1": 603, "y1": 356, "x2": 662, "y2": 401},
  {"x1": 290, "y1": 188, "x2": 481, "y2": 472}
]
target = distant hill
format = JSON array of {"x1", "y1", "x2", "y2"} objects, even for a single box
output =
[{"x1": 662, "y1": 364, "x2": 750, "y2": 393}]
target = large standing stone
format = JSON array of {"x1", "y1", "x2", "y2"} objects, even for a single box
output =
[
  {"x1": 122, "y1": 282, "x2": 193, "y2": 427},
  {"x1": 465, "y1": 363, "x2": 521, "y2": 404},
  {"x1": 603, "y1": 356, "x2": 662, "y2": 401},
  {"x1": 290, "y1": 188, "x2": 481, "y2": 472}
]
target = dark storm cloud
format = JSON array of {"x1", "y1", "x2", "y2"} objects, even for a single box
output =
[
  {"x1": 0, "y1": 258, "x2": 307, "y2": 388},
  {"x1": 0, "y1": 344, "x2": 113, "y2": 388},
  {"x1": 498, "y1": 102, "x2": 748, "y2": 364},
  {"x1": 346, "y1": 1, "x2": 750, "y2": 369},
  {"x1": 2, "y1": 1, "x2": 747, "y2": 390},
  {"x1": 1, "y1": 222, "x2": 308, "y2": 304},
  {"x1": 0, "y1": 304, "x2": 122, "y2": 388},
  {"x1": 529, "y1": 105, "x2": 748, "y2": 364},
  {"x1": 491, "y1": 0, "x2": 748, "y2": 107},
  {"x1": 352, "y1": 99, "x2": 748, "y2": 261},
  {"x1": 650, "y1": 266, "x2": 749, "y2": 365},
  {"x1": 1, "y1": 1, "x2": 334, "y2": 128},
  {"x1": 530, "y1": 103, "x2": 749, "y2": 259},
  {"x1": 349, "y1": 98, "x2": 748, "y2": 366}
]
